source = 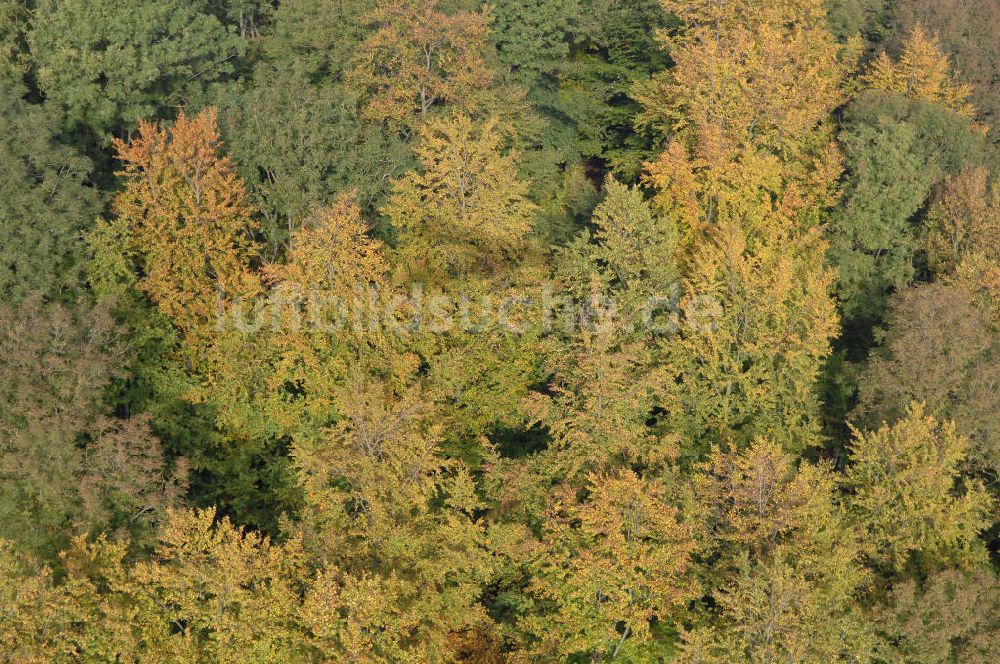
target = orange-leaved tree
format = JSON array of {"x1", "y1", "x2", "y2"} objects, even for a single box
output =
[{"x1": 110, "y1": 108, "x2": 262, "y2": 351}]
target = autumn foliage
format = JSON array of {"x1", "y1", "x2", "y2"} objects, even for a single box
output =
[{"x1": 2, "y1": 0, "x2": 1000, "y2": 661}]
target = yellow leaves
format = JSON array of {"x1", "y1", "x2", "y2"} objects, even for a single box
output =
[
  {"x1": 588, "y1": 180, "x2": 680, "y2": 293},
  {"x1": 696, "y1": 440, "x2": 847, "y2": 556},
  {"x1": 125, "y1": 507, "x2": 309, "y2": 663},
  {"x1": 297, "y1": 375, "x2": 445, "y2": 512},
  {"x1": 261, "y1": 193, "x2": 393, "y2": 355},
  {"x1": 523, "y1": 470, "x2": 698, "y2": 659},
  {"x1": 644, "y1": 0, "x2": 856, "y2": 165},
  {"x1": 302, "y1": 570, "x2": 410, "y2": 662},
  {"x1": 656, "y1": 193, "x2": 838, "y2": 450},
  {"x1": 292, "y1": 373, "x2": 493, "y2": 661},
  {"x1": 925, "y1": 167, "x2": 1000, "y2": 322},
  {"x1": 679, "y1": 440, "x2": 875, "y2": 662},
  {"x1": 347, "y1": 0, "x2": 494, "y2": 132},
  {"x1": 845, "y1": 404, "x2": 994, "y2": 572},
  {"x1": 0, "y1": 539, "x2": 65, "y2": 662},
  {"x1": 1, "y1": 512, "x2": 311, "y2": 663},
  {"x1": 540, "y1": 326, "x2": 662, "y2": 481},
  {"x1": 263, "y1": 194, "x2": 389, "y2": 296},
  {"x1": 640, "y1": 0, "x2": 848, "y2": 454},
  {"x1": 111, "y1": 108, "x2": 262, "y2": 350},
  {"x1": 864, "y1": 24, "x2": 976, "y2": 116},
  {"x1": 385, "y1": 114, "x2": 536, "y2": 285}
]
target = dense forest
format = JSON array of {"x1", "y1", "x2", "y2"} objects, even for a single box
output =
[{"x1": 2, "y1": 0, "x2": 999, "y2": 661}]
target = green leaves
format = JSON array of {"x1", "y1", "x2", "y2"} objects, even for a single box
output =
[
  {"x1": 827, "y1": 91, "x2": 986, "y2": 321},
  {"x1": 29, "y1": 0, "x2": 245, "y2": 136},
  {"x1": 0, "y1": 84, "x2": 98, "y2": 302}
]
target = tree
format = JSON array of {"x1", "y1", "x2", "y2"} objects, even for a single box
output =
[
  {"x1": 0, "y1": 509, "x2": 312, "y2": 661},
  {"x1": 489, "y1": 0, "x2": 675, "y2": 180},
  {"x1": 845, "y1": 404, "x2": 993, "y2": 573},
  {"x1": 294, "y1": 375, "x2": 493, "y2": 661},
  {"x1": 385, "y1": 113, "x2": 537, "y2": 284},
  {"x1": 346, "y1": 0, "x2": 495, "y2": 133},
  {"x1": 679, "y1": 440, "x2": 874, "y2": 662},
  {"x1": 826, "y1": 91, "x2": 985, "y2": 321},
  {"x1": 925, "y1": 165, "x2": 1000, "y2": 276},
  {"x1": 520, "y1": 470, "x2": 698, "y2": 660},
  {"x1": 825, "y1": 0, "x2": 893, "y2": 48},
  {"x1": 923, "y1": 166, "x2": 1000, "y2": 324},
  {"x1": 581, "y1": 180, "x2": 680, "y2": 297},
  {"x1": 110, "y1": 108, "x2": 262, "y2": 349},
  {"x1": 122, "y1": 508, "x2": 310, "y2": 661},
  {"x1": 528, "y1": 181, "x2": 682, "y2": 480},
  {"x1": 0, "y1": 83, "x2": 99, "y2": 302},
  {"x1": 197, "y1": 193, "x2": 398, "y2": 441},
  {"x1": 855, "y1": 282, "x2": 1000, "y2": 474},
  {"x1": 259, "y1": 0, "x2": 370, "y2": 82},
  {"x1": 875, "y1": 567, "x2": 1000, "y2": 663},
  {"x1": 221, "y1": 66, "x2": 412, "y2": 254},
  {"x1": 28, "y1": 0, "x2": 245, "y2": 136},
  {"x1": 0, "y1": 297, "x2": 185, "y2": 561},
  {"x1": 640, "y1": 0, "x2": 858, "y2": 167},
  {"x1": 0, "y1": 0, "x2": 30, "y2": 86},
  {"x1": 865, "y1": 23, "x2": 976, "y2": 117},
  {"x1": 891, "y1": 0, "x2": 1000, "y2": 138},
  {"x1": 640, "y1": 0, "x2": 852, "y2": 453},
  {"x1": 220, "y1": 0, "x2": 414, "y2": 252},
  {"x1": 0, "y1": 537, "x2": 76, "y2": 660}
]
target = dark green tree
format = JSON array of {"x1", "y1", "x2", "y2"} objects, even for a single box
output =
[
  {"x1": 827, "y1": 91, "x2": 986, "y2": 322},
  {"x1": 29, "y1": 0, "x2": 246, "y2": 137},
  {"x1": 0, "y1": 84, "x2": 98, "y2": 302}
]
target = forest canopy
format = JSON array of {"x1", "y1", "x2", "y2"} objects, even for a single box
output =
[{"x1": 1, "y1": 0, "x2": 999, "y2": 661}]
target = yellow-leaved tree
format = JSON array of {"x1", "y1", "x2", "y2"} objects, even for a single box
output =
[
  {"x1": 294, "y1": 374, "x2": 494, "y2": 662},
  {"x1": 865, "y1": 24, "x2": 975, "y2": 117},
  {"x1": 519, "y1": 470, "x2": 698, "y2": 661},
  {"x1": 347, "y1": 0, "x2": 495, "y2": 133},
  {"x1": 845, "y1": 404, "x2": 994, "y2": 574},
  {"x1": 679, "y1": 440, "x2": 875, "y2": 662},
  {"x1": 640, "y1": 0, "x2": 854, "y2": 452},
  {"x1": 385, "y1": 113, "x2": 537, "y2": 286}
]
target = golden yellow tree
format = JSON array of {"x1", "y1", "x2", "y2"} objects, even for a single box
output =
[
  {"x1": 640, "y1": 0, "x2": 857, "y2": 171},
  {"x1": 679, "y1": 440, "x2": 875, "y2": 662},
  {"x1": 845, "y1": 404, "x2": 993, "y2": 573},
  {"x1": 191, "y1": 194, "x2": 402, "y2": 450},
  {"x1": 520, "y1": 470, "x2": 698, "y2": 660},
  {"x1": 347, "y1": 0, "x2": 494, "y2": 133},
  {"x1": 865, "y1": 24, "x2": 975, "y2": 116},
  {"x1": 641, "y1": 0, "x2": 850, "y2": 452},
  {"x1": 294, "y1": 373, "x2": 493, "y2": 662},
  {"x1": 384, "y1": 114, "x2": 537, "y2": 285}
]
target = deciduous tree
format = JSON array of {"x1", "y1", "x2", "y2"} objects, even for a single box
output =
[
  {"x1": 845, "y1": 404, "x2": 993, "y2": 573},
  {"x1": 110, "y1": 108, "x2": 262, "y2": 349},
  {"x1": 679, "y1": 440, "x2": 874, "y2": 662},
  {"x1": 865, "y1": 23, "x2": 975, "y2": 117},
  {"x1": 346, "y1": 0, "x2": 494, "y2": 133},
  {"x1": 385, "y1": 113, "x2": 537, "y2": 284}
]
